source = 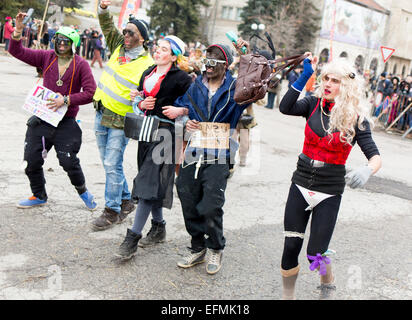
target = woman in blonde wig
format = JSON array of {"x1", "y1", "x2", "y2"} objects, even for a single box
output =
[{"x1": 278, "y1": 54, "x2": 382, "y2": 299}]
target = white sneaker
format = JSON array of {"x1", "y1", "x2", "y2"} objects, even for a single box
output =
[
  {"x1": 177, "y1": 248, "x2": 207, "y2": 268},
  {"x1": 206, "y1": 249, "x2": 223, "y2": 275}
]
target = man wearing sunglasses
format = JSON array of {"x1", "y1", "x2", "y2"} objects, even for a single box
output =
[
  {"x1": 173, "y1": 39, "x2": 250, "y2": 275},
  {"x1": 8, "y1": 13, "x2": 98, "y2": 211},
  {"x1": 91, "y1": 0, "x2": 154, "y2": 231}
]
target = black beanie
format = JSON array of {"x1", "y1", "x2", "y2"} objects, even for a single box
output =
[
  {"x1": 128, "y1": 18, "x2": 149, "y2": 41},
  {"x1": 207, "y1": 44, "x2": 233, "y2": 66}
]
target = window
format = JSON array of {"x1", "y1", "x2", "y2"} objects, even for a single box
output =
[
  {"x1": 236, "y1": 8, "x2": 243, "y2": 21},
  {"x1": 221, "y1": 6, "x2": 233, "y2": 20}
]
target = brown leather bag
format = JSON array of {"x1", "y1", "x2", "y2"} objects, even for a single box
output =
[{"x1": 234, "y1": 53, "x2": 308, "y2": 105}]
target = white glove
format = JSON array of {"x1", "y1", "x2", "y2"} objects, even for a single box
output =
[{"x1": 345, "y1": 166, "x2": 373, "y2": 189}]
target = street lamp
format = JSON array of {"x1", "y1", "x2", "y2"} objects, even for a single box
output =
[{"x1": 250, "y1": 22, "x2": 265, "y2": 53}]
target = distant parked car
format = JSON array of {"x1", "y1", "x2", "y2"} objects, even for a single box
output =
[
  {"x1": 63, "y1": 7, "x2": 73, "y2": 14},
  {"x1": 73, "y1": 8, "x2": 96, "y2": 18}
]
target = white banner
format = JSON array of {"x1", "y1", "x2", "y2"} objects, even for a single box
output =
[{"x1": 320, "y1": 0, "x2": 387, "y2": 49}]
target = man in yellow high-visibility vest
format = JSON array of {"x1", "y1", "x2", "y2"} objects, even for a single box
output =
[{"x1": 92, "y1": 0, "x2": 154, "y2": 231}]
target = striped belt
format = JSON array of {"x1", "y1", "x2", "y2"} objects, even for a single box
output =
[{"x1": 298, "y1": 153, "x2": 337, "y2": 168}]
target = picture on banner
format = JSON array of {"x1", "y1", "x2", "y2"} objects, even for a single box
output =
[
  {"x1": 320, "y1": 0, "x2": 387, "y2": 49},
  {"x1": 118, "y1": 0, "x2": 142, "y2": 29},
  {"x1": 22, "y1": 85, "x2": 67, "y2": 127}
]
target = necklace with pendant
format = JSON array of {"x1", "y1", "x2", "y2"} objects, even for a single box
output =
[{"x1": 56, "y1": 58, "x2": 72, "y2": 87}]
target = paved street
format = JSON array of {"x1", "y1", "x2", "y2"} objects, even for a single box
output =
[{"x1": 0, "y1": 52, "x2": 411, "y2": 301}]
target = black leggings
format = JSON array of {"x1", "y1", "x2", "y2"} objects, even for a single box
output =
[{"x1": 281, "y1": 183, "x2": 341, "y2": 270}]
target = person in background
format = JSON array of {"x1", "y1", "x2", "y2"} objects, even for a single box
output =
[
  {"x1": 90, "y1": 30, "x2": 104, "y2": 68},
  {"x1": 4, "y1": 16, "x2": 15, "y2": 52},
  {"x1": 287, "y1": 65, "x2": 301, "y2": 89},
  {"x1": 373, "y1": 72, "x2": 393, "y2": 116},
  {"x1": 305, "y1": 73, "x2": 316, "y2": 97},
  {"x1": 48, "y1": 24, "x2": 58, "y2": 50}
]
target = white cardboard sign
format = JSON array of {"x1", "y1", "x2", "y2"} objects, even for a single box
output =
[{"x1": 22, "y1": 85, "x2": 67, "y2": 127}]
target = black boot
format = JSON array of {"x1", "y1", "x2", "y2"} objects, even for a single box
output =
[
  {"x1": 116, "y1": 229, "x2": 141, "y2": 259},
  {"x1": 138, "y1": 220, "x2": 166, "y2": 247}
]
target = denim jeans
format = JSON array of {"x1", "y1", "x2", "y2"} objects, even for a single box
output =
[
  {"x1": 95, "y1": 110, "x2": 131, "y2": 213},
  {"x1": 374, "y1": 102, "x2": 383, "y2": 117},
  {"x1": 265, "y1": 92, "x2": 275, "y2": 109}
]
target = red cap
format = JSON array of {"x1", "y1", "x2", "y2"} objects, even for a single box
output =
[{"x1": 5, "y1": 16, "x2": 12, "y2": 21}]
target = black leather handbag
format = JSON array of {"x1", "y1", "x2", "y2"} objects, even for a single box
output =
[{"x1": 124, "y1": 112, "x2": 160, "y2": 142}]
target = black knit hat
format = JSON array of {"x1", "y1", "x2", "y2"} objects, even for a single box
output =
[
  {"x1": 207, "y1": 44, "x2": 233, "y2": 66},
  {"x1": 128, "y1": 17, "x2": 149, "y2": 41}
]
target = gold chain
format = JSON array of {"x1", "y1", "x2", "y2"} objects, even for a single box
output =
[{"x1": 56, "y1": 58, "x2": 73, "y2": 86}]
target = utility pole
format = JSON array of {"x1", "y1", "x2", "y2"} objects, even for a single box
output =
[{"x1": 209, "y1": 0, "x2": 219, "y2": 44}]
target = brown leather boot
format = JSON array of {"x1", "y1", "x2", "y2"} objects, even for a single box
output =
[
  {"x1": 91, "y1": 207, "x2": 119, "y2": 231},
  {"x1": 118, "y1": 199, "x2": 136, "y2": 223},
  {"x1": 281, "y1": 265, "x2": 300, "y2": 300}
]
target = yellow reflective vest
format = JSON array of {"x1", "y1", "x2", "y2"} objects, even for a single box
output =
[{"x1": 93, "y1": 45, "x2": 154, "y2": 116}]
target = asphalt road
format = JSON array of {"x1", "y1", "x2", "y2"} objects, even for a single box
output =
[{"x1": 0, "y1": 52, "x2": 411, "y2": 302}]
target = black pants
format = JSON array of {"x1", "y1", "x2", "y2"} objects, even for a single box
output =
[
  {"x1": 24, "y1": 117, "x2": 85, "y2": 200},
  {"x1": 281, "y1": 183, "x2": 341, "y2": 270},
  {"x1": 176, "y1": 162, "x2": 230, "y2": 251}
]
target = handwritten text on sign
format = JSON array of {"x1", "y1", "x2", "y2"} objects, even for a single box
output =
[
  {"x1": 190, "y1": 122, "x2": 230, "y2": 149},
  {"x1": 22, "y1": 85, "x2": 67, "y2": 127}
]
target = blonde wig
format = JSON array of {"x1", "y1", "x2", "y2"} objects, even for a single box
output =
[{"x1": 314, "y1": 58, "x2": 372, "y2": 144}]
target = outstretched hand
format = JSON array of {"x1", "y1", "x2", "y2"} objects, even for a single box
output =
[
  {"x1": 233, "y1": 38, "x2": 250, "y2": 55},
  {"x1": 304, "y1": 51, "x2": 318, "y2": 73},
  {"x1": 100, "y1": 0, "x2": 111, "y2": 9},
  {"x1": 15, "y1": 12, "x2": 27, "y2": 32}
]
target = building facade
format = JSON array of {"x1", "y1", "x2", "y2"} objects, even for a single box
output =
[
  {"x1": 314, "y1": 0, "x2": 412, "y2": 78},
  {"x1": 201, "y1": 0, "x2": 248, "y2": 47},
  {"x1": 375, "y1": 0, "x2": 412, "y2": 78}
]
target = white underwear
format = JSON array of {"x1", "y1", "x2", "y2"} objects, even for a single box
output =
[{"x1": 295, "y1": 184, "x2": 334, "y2": 211}]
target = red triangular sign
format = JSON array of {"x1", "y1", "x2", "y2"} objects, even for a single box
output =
[{"x1": 380, "y1": 46, "x2": 395, "y2": 63}]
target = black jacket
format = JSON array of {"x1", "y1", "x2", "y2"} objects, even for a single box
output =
[{"x1": 137, "y1": 64, "x2": 192, "y2": 121}]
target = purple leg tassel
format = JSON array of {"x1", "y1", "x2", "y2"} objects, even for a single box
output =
[{"x1": 307, "y1": 253, "x2": 331, "y2": 275}]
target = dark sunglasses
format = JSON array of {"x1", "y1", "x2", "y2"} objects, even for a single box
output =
[
  {"x1": 54, "y1": 36, "x2": 72, "y2": 46},
  {"x1": 122, "y1": 29, "x2": 135, "y2": 37},
  {"x1": 202, "y1": 58, "x2": 226, "y2": 67}
]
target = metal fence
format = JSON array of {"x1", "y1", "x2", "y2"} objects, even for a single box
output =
[{"x1": 372, "y1": 92, "x2": 412, "y2": 138}]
